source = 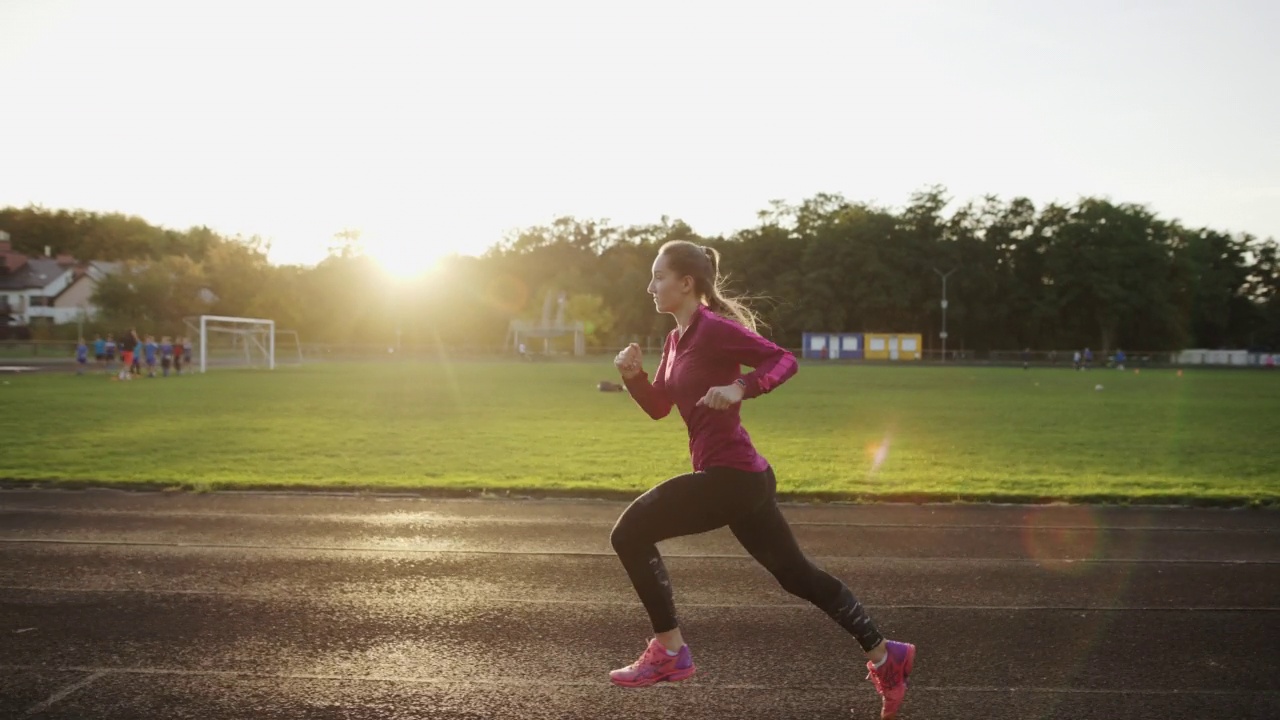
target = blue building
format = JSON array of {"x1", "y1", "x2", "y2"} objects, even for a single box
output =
[{"x1": 801, "y1": 332, "x2": 864, "y2": 360}]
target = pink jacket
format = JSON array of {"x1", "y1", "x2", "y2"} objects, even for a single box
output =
[{"x1": 624, "y1": 304, "x2": 799, "y2": 472}]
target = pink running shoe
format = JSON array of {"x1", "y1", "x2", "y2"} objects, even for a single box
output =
[
  {"x1": 609, "y1": 638, "x2": 696, "y2": 688},
  {"x1": 865, "y1": 640, "x2": 916, "y2": 719}
]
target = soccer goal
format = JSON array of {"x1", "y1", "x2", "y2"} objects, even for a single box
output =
[{"x1": 186, "y1": 315, "x2": 277, "y2": 373}]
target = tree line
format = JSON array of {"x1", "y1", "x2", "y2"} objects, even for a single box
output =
[{"x1": 2, "y1": 187, "x2": 1276, "y2": 353}]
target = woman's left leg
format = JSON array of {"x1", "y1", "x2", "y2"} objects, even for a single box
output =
[
  {"x1": 727, "y1": 472, "x2": 884, "y2": 653},
  {"x1": 729, "y1": 468, "x2": 916, "y2": 717}
]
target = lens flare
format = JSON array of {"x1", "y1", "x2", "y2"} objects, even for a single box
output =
[
  {"x1": 1020, "y1": 504, "x2": 1104, "y2": 571},
  {"x1": 430, "y1": 326, "x2": 464, "y2": 412},
  {"x1": 483, "y1": 274, "x2": 529, "y2": 315},
  {"x1": 1018, "y1": 505, "x2": 1134, "y2": 717},
  {"x1": 866, "y1": 433, "x2": 892, "y2": 476}
]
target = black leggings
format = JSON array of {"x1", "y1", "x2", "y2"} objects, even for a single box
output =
[{"x1": 610, "y1": 466, "x2": 885, "y2": 653}]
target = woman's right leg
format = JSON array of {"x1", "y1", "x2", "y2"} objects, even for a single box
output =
[
  {"x1": 608, "y1": 467, "x2": 773, "y2": 687},
  {"x1": 610, "y1": 467, "x2": 774, "y2": 637}
]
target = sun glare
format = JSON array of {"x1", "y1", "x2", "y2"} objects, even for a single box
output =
[{"x1": 365, "y1": 235, "x2": 447, "y2": 279}]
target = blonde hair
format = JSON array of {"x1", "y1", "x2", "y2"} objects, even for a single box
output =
[{"x1": 658, "y1": 240, "x2": 762, "y2": 334}]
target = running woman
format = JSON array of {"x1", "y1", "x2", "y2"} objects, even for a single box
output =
[{"x1": 608, "y1": 240, "x2": 916, "y2": 719}]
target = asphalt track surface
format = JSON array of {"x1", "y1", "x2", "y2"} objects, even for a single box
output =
[{"x1": 1, "y1": 490, "x2": 1277, "y2": 719}]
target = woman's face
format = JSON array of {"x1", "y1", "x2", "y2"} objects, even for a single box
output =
[{"x1": 647, "y1": 254, "x2": 692, "y2": 314}]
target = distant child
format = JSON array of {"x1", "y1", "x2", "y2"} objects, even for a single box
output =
[
  {"x1": 1083, "y1": 347, "x2": 1093, "y2": 370},
  {"x1": 182, "y1": 337, "x2": 193, "y2": 371},
  {"x1": 1114, "y1": 349, "x2": 1126, "y2": 371},
  {"x1": 160, "y1": 336, "x2": 174, "y2": 377},
  {"x1": 93, "y1": 335, "x2": 106, "y2": 370},
  {"x1": 173, "y1": 336, "x2": 183, "y2": 375},
  {"x1": 1072, "y1": 350, "x2": 1081, "y2": 371},
  {"x1": 144, "y1": 335, "x2": 158, "y2": 377},
  {"x1": 75, "y1": 338, "x2": 88, "y2": 375},
  {"x1": 130, "y1": 331, "x2": 143, "y2": 376},
  {"x1": 1021, "y1": 347, "x2": 1031, "y2": 370},
  {"x1": 119, "y1": 344, "x2": 134, "y2": 381}
]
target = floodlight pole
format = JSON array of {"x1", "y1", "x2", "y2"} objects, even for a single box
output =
[{"x1": 933, "y1": 268, "x2": 956, "y2": 362}]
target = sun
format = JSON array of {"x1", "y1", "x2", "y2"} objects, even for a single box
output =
[
  {"x1": 364, "y1": 235, "x2": 447, "y2": 279},
  {"x1": 358, "y1": 216, "x2": 494, "y2": 279}
]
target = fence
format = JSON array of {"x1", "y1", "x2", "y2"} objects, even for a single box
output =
[
  {"x1": 0, "y1": 340, "x2": 79, "y2": 358},
  {"x1": 4, "y1": 340, "x2": 1276, "y2": 369},
  {"x1": 983, "y1": 349, "x2": 1169, "y2": 367}
]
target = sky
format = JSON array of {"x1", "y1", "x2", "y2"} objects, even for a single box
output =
[{"x1": 1, "y1": 0, "x2": 1277, "y2": 274}]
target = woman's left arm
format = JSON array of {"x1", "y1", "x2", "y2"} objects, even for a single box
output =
[{"x1": 716, "y1": 321, "x2": 798, "y2": 400}]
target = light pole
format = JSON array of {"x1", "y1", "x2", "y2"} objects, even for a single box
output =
[{"x1": 933, "y1": 268, "x2": 956, "y2": 362}]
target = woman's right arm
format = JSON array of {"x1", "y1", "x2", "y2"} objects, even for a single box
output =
[{"x1": 621, "y1": 339, "x2": 674, "y2": 420}]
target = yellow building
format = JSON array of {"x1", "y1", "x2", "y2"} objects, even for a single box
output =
[{"x1": 863, "y1": 333, "x2": 923, "y2": 361}]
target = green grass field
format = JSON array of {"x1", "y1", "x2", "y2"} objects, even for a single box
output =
[{"x1": 2, "y1": 361, "x2": 1278, "y2": 505}]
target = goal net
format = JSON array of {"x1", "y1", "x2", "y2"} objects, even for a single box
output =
[{"x1": 185, "y1": 315, "x2": 277, "y2": 373}]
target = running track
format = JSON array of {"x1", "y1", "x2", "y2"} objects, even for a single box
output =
[{"x1": 1, "y1": 490, "x2": 1277, "y2": 719}]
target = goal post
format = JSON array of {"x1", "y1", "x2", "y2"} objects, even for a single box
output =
[
  {"x1": 276, "y1": 329, "x2": 304, "y2": 365},
  {"x1": 194, "y1": 315, "x2": 275, "y2": 373}
]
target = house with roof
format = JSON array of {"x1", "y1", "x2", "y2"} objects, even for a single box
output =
[{"x1": 0, "y1": 234, "x2": 120, "y2": 326}]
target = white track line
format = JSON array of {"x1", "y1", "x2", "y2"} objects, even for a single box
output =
[
  {"x1": 2, "y1": 507, "x2": 1275, "y2": 533},
  {"x1": 0, "y1": 665, "x2": 1276, "y2": 697},
  {"x1": 0, "y1": 536, "x2": 1275, "y2": 564},
  {"x1": 1, "y1": 585, "x2": 1278, "y2": 612},
  {"x1": 4, "y1": 544, "x2": 1274, "y2": 569},
  {"x1": 22, "y1": 670, "x2": 107, "y2": 716},
  {"x1": 4, "y1": 486, "x2": 1273, "y2": 512}
]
